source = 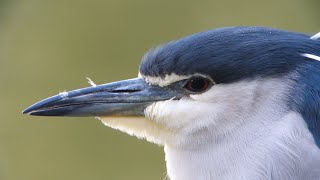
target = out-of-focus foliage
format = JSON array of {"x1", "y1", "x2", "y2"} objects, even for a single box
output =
[{"x1": 0, "y1": 0, "x2": 318, "y2": 179}]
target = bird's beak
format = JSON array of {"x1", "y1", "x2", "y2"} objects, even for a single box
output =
[{"x1": 23, "y1": 78, "x2": 180, "y2": 117}]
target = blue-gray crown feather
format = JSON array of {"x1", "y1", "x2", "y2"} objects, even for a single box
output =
[{"x1": 139, "y1": 26, "x2": 320, "y2": 147}]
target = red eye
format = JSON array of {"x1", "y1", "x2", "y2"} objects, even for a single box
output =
[{"x1": 184, "y1": 77, "x2": 212, "y2": 93}]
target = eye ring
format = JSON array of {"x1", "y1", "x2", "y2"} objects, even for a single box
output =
[{"x1": 184, "y1": 76, "x2": 212, "y2": 93}]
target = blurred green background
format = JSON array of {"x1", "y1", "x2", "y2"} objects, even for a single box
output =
[{"x1": 0, "y1": 0, "x2": 319, "y2": 179}]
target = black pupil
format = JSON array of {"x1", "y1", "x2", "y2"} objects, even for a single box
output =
[{"x1": 188, "y1": 78, "x2": 207, "y2": 92}]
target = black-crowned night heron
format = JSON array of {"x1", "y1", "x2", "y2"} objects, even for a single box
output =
[{"x1": 24, "y1": 27, "x2": 320, "y2": 180}]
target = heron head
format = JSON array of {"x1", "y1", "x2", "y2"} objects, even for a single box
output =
[{"x1": 23, "y1": 27, "x2": 320, "y2": 147}]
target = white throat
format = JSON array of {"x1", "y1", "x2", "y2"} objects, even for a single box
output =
[{"x1": 164, "y1": 111, "x2": 320, "y2": 180}]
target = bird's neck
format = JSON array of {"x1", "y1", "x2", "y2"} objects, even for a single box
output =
[{"x1": 164, "y1": 112, "x2": 320, "y2": 180}]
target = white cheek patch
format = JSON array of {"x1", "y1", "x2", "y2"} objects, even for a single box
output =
[
  {"x1": 301, "y1": 53, "x2": 320, "y2": 61},
  {"x1": 145, "y1": 98, "x2": 219, "y2": 129},
  {"x1": 144, "y1": 77, "x2": 292, "y2": 139}
]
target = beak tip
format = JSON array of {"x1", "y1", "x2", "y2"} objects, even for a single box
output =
[
  {"x1": 22, "y1": 106, "x2": 37, "y2": 115},
  {"x1": 23, "y1": 95, "x2": 64, "y2": 116},
  {"x1": 22, "y1": 107, "x2": 31, "y2": 114}
]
